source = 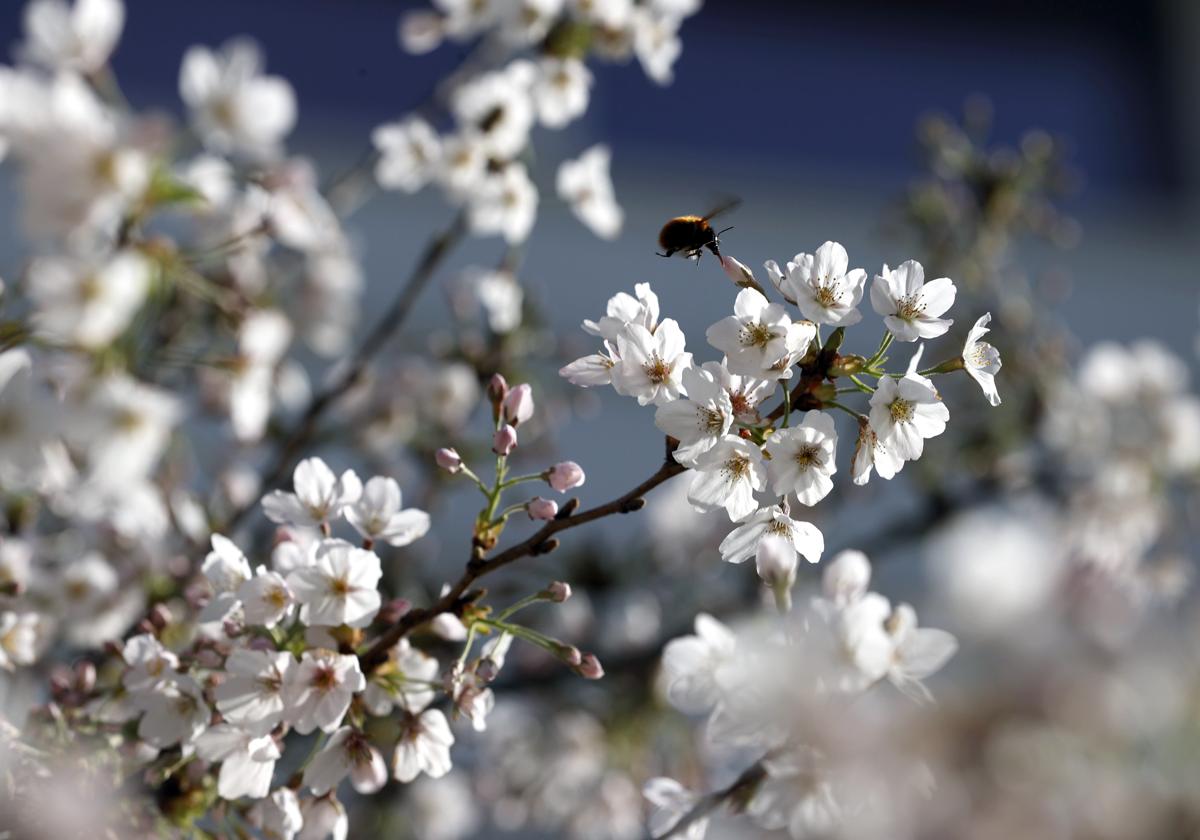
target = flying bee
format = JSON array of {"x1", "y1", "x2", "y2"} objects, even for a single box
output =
[{"x1": 656, "y1": 198, "x2": 741, "y2": 262}]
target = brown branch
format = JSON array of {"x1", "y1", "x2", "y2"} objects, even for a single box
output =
[
  {"x1": 221, "y1": 213, "x2": 467, "y2": 532},
  {"x1": 360, "y1": 441, "x2": 687, "y2": 670},
  {"x1": 655, "y1": 755, "x2": 771, "y2": 839}
]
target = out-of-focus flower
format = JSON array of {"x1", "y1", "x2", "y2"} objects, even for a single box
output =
[
  {"x1": 372, "y1": 116, "x2": 441, "y2": 192},
  {"x1": 20, "y1": 0, "x2": 124, "y2": 73},
  {"x1": 27, "y1": 250, "x2": 150, "y2": 349},
  {"x1": 557, "y1": 144, "x2": 623, "y2": 240},
  {"x1": 393, "y1": 707, "x2": 455, "y2": 782},
  {"x1": 179, "y1": 38, "x2": 296, "y2": 158}
]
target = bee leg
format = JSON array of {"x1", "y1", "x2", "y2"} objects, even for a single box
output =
[{"x1": 656, "y1": 250, "x2": 673, "y2": 258}]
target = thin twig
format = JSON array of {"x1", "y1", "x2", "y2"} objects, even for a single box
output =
[
  {"x1": 654, "y1": 755, "x2": 770, "y2": 839},
  {"x1": 360, "y1": 441, "x2": 687, "y2": 669},
  {"x1": 222, "y1": 212, "x2": 468, "y2": 531}
]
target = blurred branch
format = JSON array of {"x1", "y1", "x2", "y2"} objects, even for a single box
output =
[
  {"x1": 221, "y1": 212, "x2": 468, "y2": 532},
  {"x1": 361, "y1": 439, "x2": 687, "y2": 669},
  {"x1": 656, "y1": 754, "x2": 771, "y2": 840}
]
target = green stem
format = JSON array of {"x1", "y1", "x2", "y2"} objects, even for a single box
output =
[
  {"x1": 865, "y1": 332, "x2": 894, "y2": 368},
  {"x1": 824, "y1": 400, "x2": 868, "y2": 422},
  {"x1": 498, "y1": 473, "x2": 545, "y2": 490}
]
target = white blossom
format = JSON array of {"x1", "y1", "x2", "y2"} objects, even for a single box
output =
[
  {"x1": 199, "y1": 533, "x2": 252, "y2": 623},
  {"x1": 467, "y1": 162, "x2": 538, "y2": 244},
  {"x1": 285, "y1": 650, "x2": 365, "y2": 735},
  {"x1": 214, "y1": 648, "x2": 296, "y2": 736},
  {"x1": 884, "y1": 603, "x2": 958, "y2": 703},
  {"x1": 660, "y1": 613, "x2": 738, "y2": 714},
  {"x1": 134, "y1": 675, "x2": 209, "y2": 747},
  {"x1": 372, "y1": 116, "x2": 441, "y2": 192},
  {"x1": 868, "y1": 346, "x2": 948, "y2": 462},
  {"x1": 262, "y1": 458, "x2": 362, "y2": 529},
  {"x1": 557, "y1": 144, "x2": 623, "y2": 240},
  {"x1": 870, "y1": 260, "x2": 956, "y2": 342},
  {"x1": 774, "y1": 241, "x2": 867, "y2": 326},
  {"x1": 654, "y1": 362, "x2": 734, "y2": 465},
  {"x1": 764, "y1": 411, "x2": 838, "y2": 505},
  {"x1": 344, "y1": 477, "x2": 431, "y2": 547},
  {"x1": 195, "y1": 724, "x2": 281, "y2": 800},
  {"x1": 304, "y1": 726, "x2": 387, "y2": 796},
  {"x1": 20, "y1": 0, "x2": 124, "y2": 73},
  {"x1": 237, "y1": 567, "x2": 294, "y2": 628},
  {"x1": 180, "y1": 38, "x2": 297, "y2": 158},
  {"x1": 963, "y1": 312, "x2": 1002, "y2": 406},
  {"x1": 644, "y1": 777, "x2": 707, "y2": 839},
  {"x1": 612, "y1": 319, "x2": 692, "y2": 406},
  {"x1": 287, "y1": 539, "x2": 382, "y2": 628},
  {"x1": 248, "y1": 788, "x2": 304, "y2": 840},
  {"x1": 686, "y1": 434, "x2": 766, "y2": 521},
  {"x1": 533, "y1": 57, "x2": 592, "y2": 128},
  {"x1": 719, "y1": 506, "x2": 823, "y2": 566},
  {"x1": 27, "y1": 250, "x2": 150, "y2": 349},
  {"x1": 706, "y1": 288, "x2": 815, "y2": 378},
  {"x1": 392, "y1": 708, "x2": 455, "y2": 782}
]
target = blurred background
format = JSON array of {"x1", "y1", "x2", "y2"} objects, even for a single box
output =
[{"x1": 2, "y1": 1, "x2": 1199, "y2": 836}]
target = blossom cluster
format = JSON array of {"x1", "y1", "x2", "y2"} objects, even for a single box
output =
[
  {"x1": 561, "y1": 242, "x2": 1001, "y2": 595},
  {"x1": 647, "y1": 551, "x2": 956, "y2": 838}
]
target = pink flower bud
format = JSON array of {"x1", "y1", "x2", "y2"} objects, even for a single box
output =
[
  {"x1": 576, "y1": 652, "x2": 604, "y2": 680},
  {"x1": 502, "y1": 383, "x2": 535, "y2": 426},
  {"x1": 546, "y1": 461, "x2": 586, "y2": 493},
  {"x1": 721, "y1": 254, "x2": 756, "y2": 288},
  {"x1": 545, "y1": 581, "x2": 572, "y2": 603},
  {"x1": 475, "y1": 658, "x2": 500, "y2": 683},
  {"x1": 487, "y1": 373, "x2": 509, "y2": 403},
  {"x1": 435, "y1": 447, "x2": 463, "y2": 473},
  {"x1": 74, "y1": 661, "x2": 96, "y2": 694},
  {"x1": 553, "y1": 643, "x2": 582, "y2": 666},
  {"x1": 492, "y1": 424, "x2": 518, "y2": 456},
  {"x1": 527, "y1": 497, "x2": 558, "y2": 520}
]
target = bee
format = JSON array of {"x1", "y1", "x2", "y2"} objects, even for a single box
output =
[{"x1": 656, "y1": 199, "x2": 741, "y2": 262}]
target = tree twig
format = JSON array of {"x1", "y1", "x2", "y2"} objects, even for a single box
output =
[
  {"x1": 654, "y1": 755, "x2": 770, "y2": 839},
  {"x1": 360, "y1": 441, "x2": 687, "y2": 669}
]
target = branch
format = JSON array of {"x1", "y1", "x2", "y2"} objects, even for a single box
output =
[
  {"x1": 222, "y1": 213, "x2": 467, "y2": 532},
  {"x1": 655, "y1": 755, "x2": 770, "y2": 840},
  {"x1": 360, "y1": 440, "x2": 687, "y2": 669}
]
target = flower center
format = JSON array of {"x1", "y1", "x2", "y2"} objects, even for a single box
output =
[
  {"x1": 765, "y1": 519, "x2": 792, "y2": 538},
  {"x1": 312, "y1": 665, "x2": 338, "y2": 692},
  {"x1": 643, "y1": 355, "x2": 673, "y2": 384},
  {"x1": 723, "y1": 453, "x2": 750, "y2": 481},
  {"x1": 895, "y1": 293, "x2": 925, "y2": 321},
  {"x1": 700, "y1": 407, "x2": 726, "y2": 434},
  {"x1": 889, "y1": 399, "x2": 915, "y2": 423},
  {"x1": 329, "y1": 576, "x2": 352, "y2": 597},
  {"x1": 729, "y1": 392, "x2": 752, "y2": 416},
  {"x1": 740, "y1": 323, "x2": 775, "y2": 349},
  {"x1": 814, "y1": 282, "x2": 839, "y2": 307},
  {"x1": 968, "y1": 342, "x2": 995, "y2": 368},
  {"x1": 266, "y1": 585, "x2": 289, "y2": 609},
  {"x1": 793, "y1": 444, "x2": 821, "y2": 471}
]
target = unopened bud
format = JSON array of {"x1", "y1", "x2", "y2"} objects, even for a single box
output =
[
  {"x1": 492, "y1": 424, "x2": 518, "y2": 456},
  {"x1": 475, "y1": 658, "x2": 501, "y2": 683},
  {"x1": 546, "y1": 461, "x2": 586, "y2": 492},
  {"x1": 527, "y1": 497, "x2": 558, "y2": 521},
  {"x1": 575, "y1": 652, "x2": 604, "y2": 680},
  {"x1": 435, "y1": 448, "x2": 463, "y2": 473},
  {"x1": 545, "y1": 581, "x2": 572, "y2": 603},
  {"x1": 487, "y1": 373, "x2": 509, "y2": 422},
  {"x1": 502, "y1": 383, "x2": 535, "y2": 427},
  {"x1": 49, "y1": 667, "x2": 72, "y2": 698},
  {"x1": 553, "y1": 642, "x2": 582, "y2": 666},
  {"x1": 812, "y1": 382, "x2": 837, "y2": 403},
  {"x1": 720, "y1": 255, "x2": 766, "y2": 295}
]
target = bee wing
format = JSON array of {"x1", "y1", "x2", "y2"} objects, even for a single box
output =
[{"x1": 700, "y1": 197, "x2": 742, "y2": 222}]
